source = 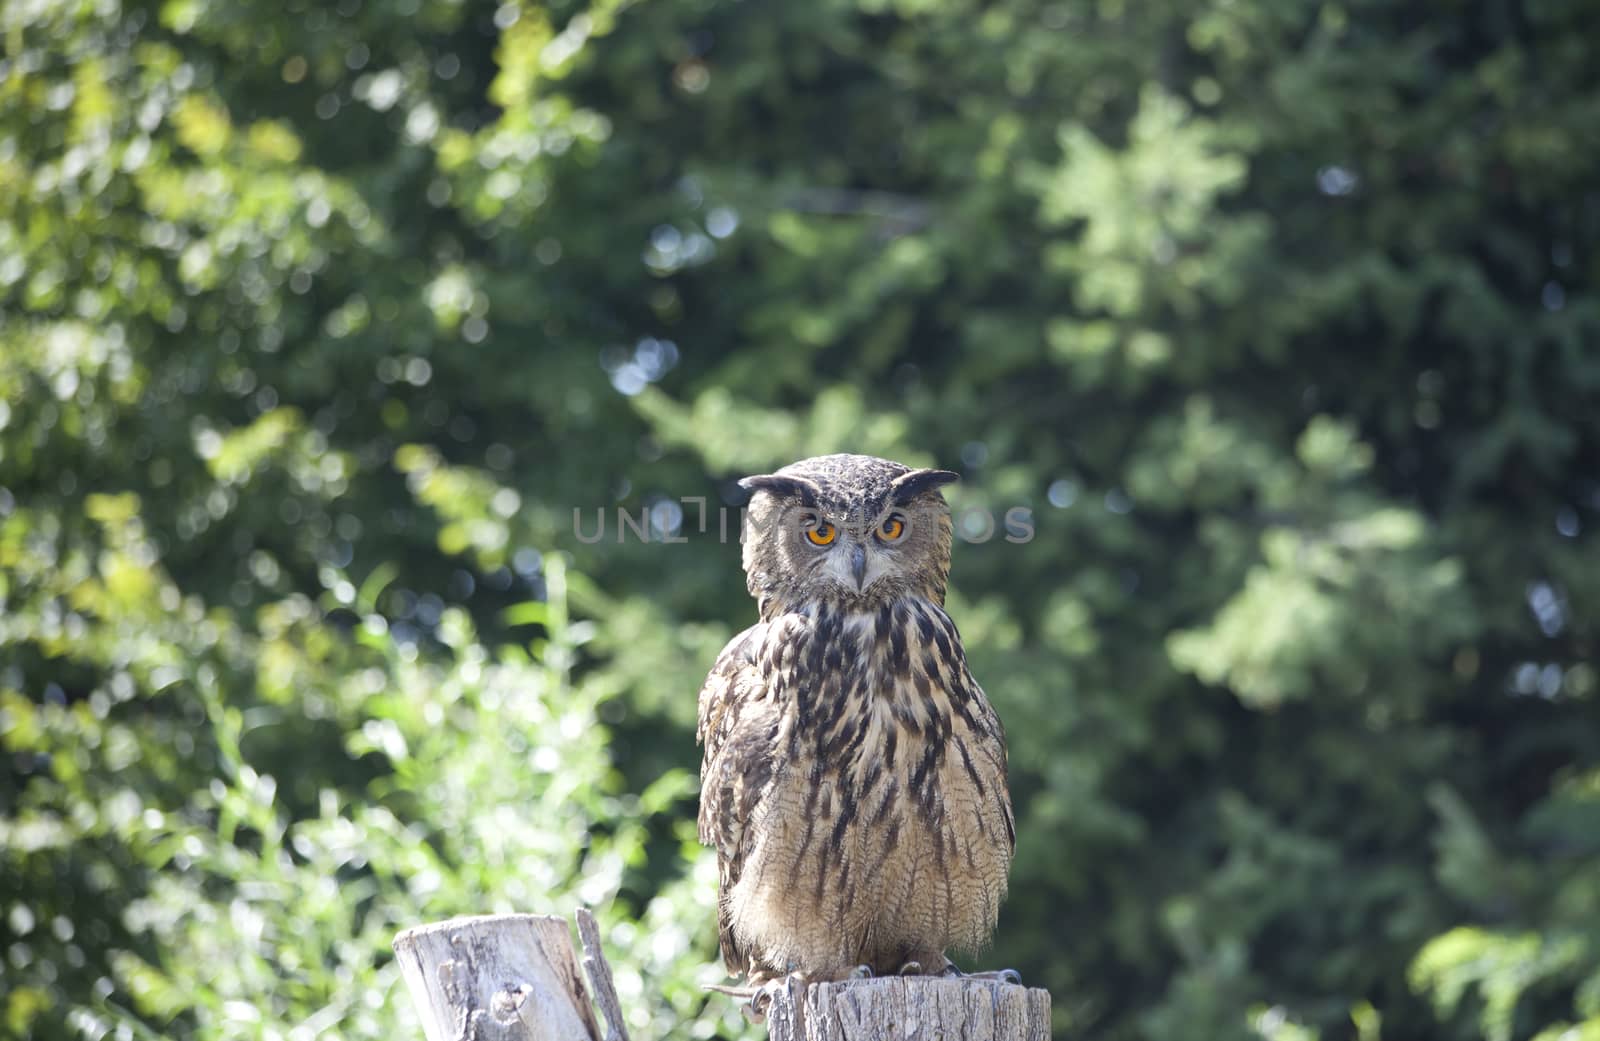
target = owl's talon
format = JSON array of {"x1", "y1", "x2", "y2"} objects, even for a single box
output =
[
  {"x1": 849, "y1": 964, "x2": 874, "y2": 979},
  {"x1": 733, "y1": 972, "x2": 808, "y2": 1023},
  {"x1": 898, "y1": 961, "x2": 923, "y2": 976},
  {"x1": 742, "y1": 984, "x2": 777, "y2": 1023}
]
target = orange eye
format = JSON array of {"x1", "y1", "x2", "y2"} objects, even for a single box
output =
[
  {"x1": 805, "y1": 521, "x2": 837, "y2": 546},
  {"x1": 877, "y1": 515, "x2": 906, "y2": 541}
]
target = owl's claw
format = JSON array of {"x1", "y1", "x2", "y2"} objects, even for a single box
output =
[
  {"x1": 713, "y1": 972, "x2": 809, "y2": 1023},
  {"x1": 849, "y1": 964, "x2": 874, "y2": 979},
  {"x1": 742, "y1": 991, "x2": 771, "y2": 1025},
  {"x1": 736, "y1": 982, "x2": 780, "y2": 1023},
  {"x1": 897, "y1": 961, "x2": 923, "y2": 976}
]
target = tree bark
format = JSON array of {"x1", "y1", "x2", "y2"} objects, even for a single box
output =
[
  {"x1": 765, "y1": 976, "x2": 1052, "y2": 1041},
  {"x1": 392, "y1": 913, "x2": 604, "y2": 1041}
]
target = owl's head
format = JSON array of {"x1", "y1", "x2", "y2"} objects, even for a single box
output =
[{"x1": 738, "y1": 453, "x2": 958, "y2": 614}]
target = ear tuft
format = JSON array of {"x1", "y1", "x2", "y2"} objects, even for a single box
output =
[
  {"x1": 738, "y1": 474, "x2": 822, "y2": 505},
  {"x1": 889, "y1": 468, "x2": 960, "y2": 504}
]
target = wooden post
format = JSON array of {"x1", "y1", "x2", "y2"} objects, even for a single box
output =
[
  {"x1": 394, "y1": 911, "x2": 1050, "y2": 1041},
  {"x1": 765, "y1": 976, "x2": 1052, "y2": 1041},
  {"x1": 392, "y1": 911, "x2": 629, "y2": 1041}
]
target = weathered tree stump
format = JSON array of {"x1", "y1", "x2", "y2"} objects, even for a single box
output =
[
  {"x1": 392, "y1": 911, "x2": 628, "y2": 1041},
  {"x1": 764, "y1": 975, "x2": 1052, "y2": 1041},
  {"x1": 394, "y1": 911, "x2": 1051, "y2": 1041}
]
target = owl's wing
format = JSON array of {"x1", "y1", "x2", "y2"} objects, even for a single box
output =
[
  {"x1": 964, "y1": 675, "x2": 1017, "y2": 855},
  {"x1": 696, "y1": 621, "x2": 780, "y2": 977}
]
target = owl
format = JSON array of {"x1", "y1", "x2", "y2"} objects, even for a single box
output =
[{"x1": 697, "y1": 453, "x2": 1016, "y2": 1010}]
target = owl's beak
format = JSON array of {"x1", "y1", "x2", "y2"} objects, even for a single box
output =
[{"x1": 849, "y1": 542, "x2": 867, "y2": 590}]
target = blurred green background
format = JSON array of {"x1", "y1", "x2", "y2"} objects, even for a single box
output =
[{"x1": 3, "y1": 0, "x2": 1599, "y2": 1039}]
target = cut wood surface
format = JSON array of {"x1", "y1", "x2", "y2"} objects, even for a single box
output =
[
  {"x1": 765, "y1": 976, "x2": 1052, "y2": 1041},
  {"x1": 392, "y1": 913, "x2": 602, "y2": 1041}
]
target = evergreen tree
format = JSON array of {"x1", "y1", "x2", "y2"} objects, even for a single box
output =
[{"x1": 3, "y1": 0, "x2": 1597, "y2": 1038}]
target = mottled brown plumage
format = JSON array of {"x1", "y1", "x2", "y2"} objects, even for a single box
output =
[{"x1": 697, "y1": 453, "x2": 1014, "y2": 991}]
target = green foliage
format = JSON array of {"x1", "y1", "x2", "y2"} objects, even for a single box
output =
[{"x1": 3, "y1": 0, "x2": 1599, "y2": 1039}]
